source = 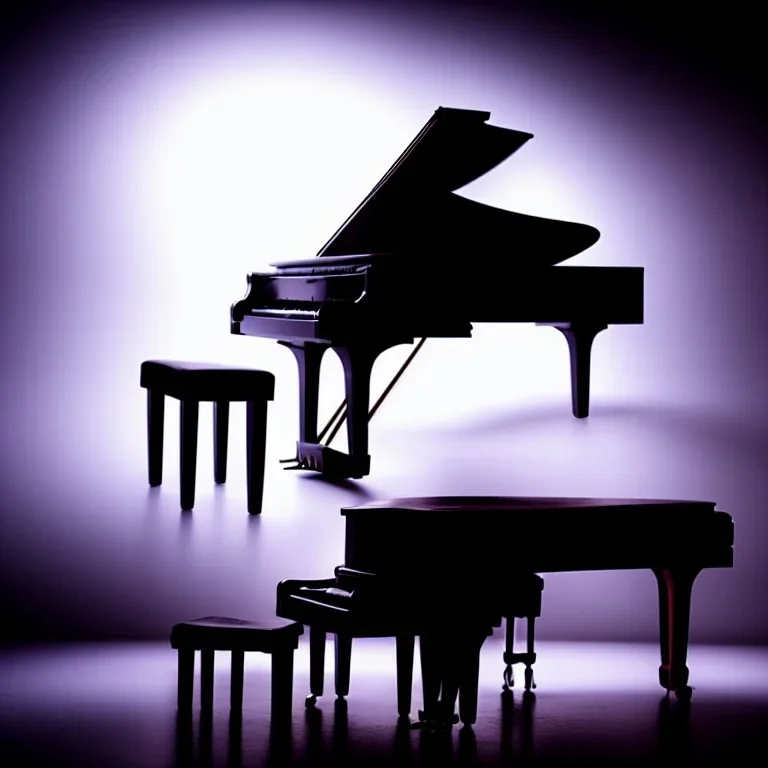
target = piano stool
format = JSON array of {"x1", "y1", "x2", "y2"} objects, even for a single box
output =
[
  {"x1": 140, "y1": 360, "x2": 275, "y2": 513},
  {"x1": 169, "y1": 617, "x2": 303, "y2": 718}
]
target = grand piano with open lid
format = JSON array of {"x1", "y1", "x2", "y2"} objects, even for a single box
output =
[{"x1": 231, "y1": 107, "x2": 644, "y2": 478}]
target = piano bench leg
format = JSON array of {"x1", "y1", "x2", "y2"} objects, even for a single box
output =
[
  {"x1": 230, "y1": 649, "x2": 245, "y2": 713},
  {"x1": 147, "y1": 390, "x2": 164, "y2": 486},
  {"x1": 213, "y1": 401, "x2": 229, "y2": 484},
  {"x1": 246, "y1": 399, "x2": 268, "y2": 515},
  {"x1": 271, "y1": 648, "x2": 295, "y2": 721},
  {"x1": 176, "y1": 648, "x2": 194, "y2": 711},
  {"x1": 200, "y1": 648, "x2": 214, "y2": 713},
  {"x1": 179, "y1": 400, "x2": 199, "y2": 511}
]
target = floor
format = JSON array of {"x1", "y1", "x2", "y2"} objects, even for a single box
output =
[{"x1": 1, "y1": 638, "x2": 766, "y2": 766}]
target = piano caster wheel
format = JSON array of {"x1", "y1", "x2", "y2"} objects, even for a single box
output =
[
  {"x1": 502, "y1": 665, "x2": 514, "y2": 691},
  {"x1": 524, "y1": 667, "x2": 536, "y2": 691},
  {"x1": 305, "y1": 694, "x2": 318, "y2": 707},
  {"x1": 675, "y1": 686, "x2": 693, "y2": 702}
]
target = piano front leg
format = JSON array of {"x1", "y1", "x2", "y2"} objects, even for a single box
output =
[
  {"x1": 307, "y1": 625, "x2": 327, "y2": 705},
  {"x1": 652, "y1": 566, "x2": 702, "y2": 700},
  {"x1": 279, "y1": 341, "x2": 330, "y2": 443},
  {"x1": 538, "y1": 322, "x2": 608, "y2": 418}
]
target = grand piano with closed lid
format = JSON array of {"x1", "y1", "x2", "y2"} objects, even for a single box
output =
[
  {"x1": 277, "y1": 496, "x2": 734, "y2": 726},
  {"x1": 231, "y1": 107, "x2": 644, "y2": 478}
]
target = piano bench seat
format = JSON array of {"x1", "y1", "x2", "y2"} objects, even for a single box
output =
[
  {"x1": 170, "y1": 616, "x2": 303, "y2": 718},
  {"x1": 140, "y1": 360, "x2": 275, "y2": 514}
]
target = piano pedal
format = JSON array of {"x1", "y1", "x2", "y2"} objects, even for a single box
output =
[
  {"x1": 502, "y1": 664, "x2": 514, "y2": 691},
  {"x1": 286, "y1": 442, "x2": 370, "y2": 479},
  {"x1": 305, "y1": 694, "x2": 319, "y2": 707},
  {"x1": 411, "y1": 709, "x2": 459, "y2": 731}
]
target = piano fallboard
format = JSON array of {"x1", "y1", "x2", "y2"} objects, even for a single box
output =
[{"x1": 341, "y1": 496, "x2": 734, "y2": 580}]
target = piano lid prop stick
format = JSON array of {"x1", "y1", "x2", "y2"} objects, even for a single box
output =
[
  {"x1": 323, "y1": 337, "x2": 427, "y2": 447},
  {"x1": 317, "y1": 400, "x2": 348, "y2": 444}
]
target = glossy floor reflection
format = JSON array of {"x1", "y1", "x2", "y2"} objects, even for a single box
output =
[{"x1": 1, "y1": 639, "x2": 766, "y2": 766}]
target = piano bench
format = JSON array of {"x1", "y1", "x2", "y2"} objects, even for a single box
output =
[
  {"x1": 170, "y1": 617, "x2": 303, "y2": 718},
  {"x1": 140, "y1": 360, "x2": 275, "y2": 513}
]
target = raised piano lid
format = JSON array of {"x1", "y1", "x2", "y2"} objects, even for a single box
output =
[{"x1": 270, "y1": 106, "x2": 600, "y2": 270}]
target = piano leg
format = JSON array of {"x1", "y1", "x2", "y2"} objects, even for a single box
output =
[
  {"x1": 334, "y1": 633, "x2": 352, "y2": 698},
  {"x1": 334, "y1": 341, "x2": 405, "y2": 466},
  {"x1": 306, "y1": 625, "x2": 326, "y2": 706},
  {"x1": 539, "y1": 322, "x2": 607, "y2": 418},
  {"x1": 395, "y1": 635, "x2": 415, "y2": 718},
  {"x1": 652, "y1": 566, "x2": 702, "y2": 700},
  {"x1": 457, "y1": 631, "x2": 489, "y2": 726},
  {"x1": 279, "y1": 341, "x2": 329, "y2": 443},
  {"x1": 417, "y1": 625, "x2": 492, "y2": 728},
  {"x1": 418, "y1": 633, "x2": 445, "y2": 723}
]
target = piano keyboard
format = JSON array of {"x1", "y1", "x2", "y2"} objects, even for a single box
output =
[{"x1": 247, "y1": 307, "x2": 320, "y2": 319}]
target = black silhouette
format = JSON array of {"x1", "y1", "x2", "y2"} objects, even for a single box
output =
[
  {"x1": 276, "y1": 496, "x2": 733, "y2": 725},
  {"x1": 231, "y1": 107, "x2": 644, "y2": 478},
  {"x1": 140, "y1": 360, "x2": 275, "y2": 513},
  {"x1": 169, "y1": 616, "x2": 303, "y2": 718}
]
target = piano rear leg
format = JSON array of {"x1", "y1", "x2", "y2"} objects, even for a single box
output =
[
  {"x1": 539, "y1": 322, "x2": 607, "y2": 418},
  {"x1": 653, "y1": 566, "x2": 702, "y2": 701},
  {"x1": 306, "y1": 625, "x2": 326, "y2": 706}
]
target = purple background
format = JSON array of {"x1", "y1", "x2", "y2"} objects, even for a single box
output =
[{"x1": 1, "y1": 0, "x2": 766, "y2": 644}]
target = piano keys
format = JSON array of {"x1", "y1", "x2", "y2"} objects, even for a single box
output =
[
  {"x1": 231, "y1": 107, "x2": 644, "y2": 478},
  {"x1": 276, "y1": 496, "x2": 734, "y2": 725}
]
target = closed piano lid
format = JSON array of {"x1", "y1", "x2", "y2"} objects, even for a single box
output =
[{"x1": 341, "y1": 496, "x2": 719, "y2": 515}]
